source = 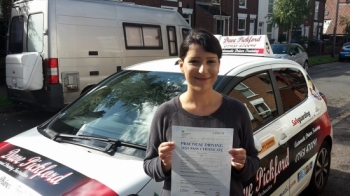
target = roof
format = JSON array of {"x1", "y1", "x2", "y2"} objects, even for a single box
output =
[
  {"x1": 125, "y1": 55, "x2": 294, "y2": 75},
  {"x1": 324, "y1": 0, "x2": 350, "y2": 35}
]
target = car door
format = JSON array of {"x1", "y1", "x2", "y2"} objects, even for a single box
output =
[
  {"x1": 291, "y1": 45, "x2": 302, "y2": 65},
  {"x1": 288, "y1": 45, "x2": 298, "y2": 63},
  {"x1": 297, "y1": 45, "x2": 307, "y2": 66},
  {"x1": 271, "y1": 64, "x2": 323, "y2": 196},
  {"x1": 222, "y1": 65, "x2": 291, "y2": 196}
]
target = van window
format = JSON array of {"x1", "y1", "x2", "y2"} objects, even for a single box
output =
[
  {"x1": 167, "y1": 26, "x2": 178, "y2": 56},
  {"x1": 123, "y1": 23, "x2": 162, "y2": 49},
  {"x1": 273, "y1": 67, "x2": 308, "y2": 113},
  {"x1": 228, "y1": 71, "x2": 278, "y2": 131},
  {"x1": 9, "y1": 16, "x2": 24, "y2": 54},
  {"x1": 27, "y1": 13, "x2": 44, "y2": 52}
]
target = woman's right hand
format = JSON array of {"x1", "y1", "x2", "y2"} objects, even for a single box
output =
[{"x1": 158, "y1": 142, "x2": 175, "y2": 173}]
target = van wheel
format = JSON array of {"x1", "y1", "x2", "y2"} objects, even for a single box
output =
[
  {"x1": 303, "y1": 61, "x2": 309, "y2": 71},
  {"x1": 307, "y1": 141, "x2": 331, "y2": 194}
]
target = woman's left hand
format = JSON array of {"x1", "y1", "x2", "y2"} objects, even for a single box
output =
[{"x1": 228, "y1": 148, "x2": 246, "y2": 171}]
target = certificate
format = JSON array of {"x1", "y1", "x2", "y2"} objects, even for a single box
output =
[{"x1": 171, "y1": 126, "x2": 234, "y2": 196}]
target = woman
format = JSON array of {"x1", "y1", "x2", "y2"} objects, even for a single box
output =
[{"x1": 143, "y1": 29, "x2": 259, "y2": 196}]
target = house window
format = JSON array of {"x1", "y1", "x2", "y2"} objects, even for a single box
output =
[
  {"x1": 123, "y1": 23, "x2": 162, "y2": 49},
  {"x1": 304, "y1": 26, "x2": 310, "y2": 38},
  {"x1": 314, "y1": 1, "x2": 319, "y2": 20},
  {"x1": 238, "y1": 18, "x2": 246, "y2": 31},
  {"x1": 182, "y1": 28, "x2": 190, "y2": 40},
  {"x1": 217, "y1": 19, "x2": 224, "y2": 35},
  {"x1": 258, "y1": 22, "x2": 264, "y2": 35},
  {"x1": 267, "y1": 23, "x2": 273, "y2": 39},
  {"x1": 182, "y1": 14, "x2": 191, "y2": 26},
  {"x1": 249, "y1": 19, "x2": 255, "y2": 35},
  {"x1": 239, "y1": 0, "x2": 247, "y2": 8},
  {"x1": 268, "y1": 0, "x2": 274, "y2": 14},
  {"x1": 313, "y1": 22, "x2": 318, "y2": 38}
]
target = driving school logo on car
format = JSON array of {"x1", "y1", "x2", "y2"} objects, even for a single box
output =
[
  {"x1": 308, "y1": 80, "x2": 323, "y2": 101},
  {"x1": 0, "y1": 143, "x2": 117, "y2": 196},
  {"x1": 292, "y1": 111, "x2": 311, "y2": 126}
]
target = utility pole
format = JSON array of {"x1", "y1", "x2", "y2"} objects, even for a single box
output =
[{"x1": 331, "y1": 0, "x2": 340, "y2": 58}]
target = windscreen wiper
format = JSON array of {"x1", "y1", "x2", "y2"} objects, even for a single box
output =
[{"x1": 53, "y1": 133, "x2": 146, "y2": 155}]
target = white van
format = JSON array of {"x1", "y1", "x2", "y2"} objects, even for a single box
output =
[{"x1": 5, "y1": 0, "x2": 191, "y2": 109}]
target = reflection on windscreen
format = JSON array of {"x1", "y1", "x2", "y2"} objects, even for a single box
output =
[{"x1": 49, "y1": 71, "x2": 187, "y2": 156}]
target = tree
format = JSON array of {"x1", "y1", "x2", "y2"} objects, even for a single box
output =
[{"x1": 268, "y1": 0, "x2": 311, "y2": 43}]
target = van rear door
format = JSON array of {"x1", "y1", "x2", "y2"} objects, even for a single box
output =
[{"x1": 6, "y1": 12, "x2": 44, "y2": 91}]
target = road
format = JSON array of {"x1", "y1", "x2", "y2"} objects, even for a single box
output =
[
  {"x1": 307, "y1": 61, "x2": 350, "y2": 196},
  {"x1": 0, "y1": 61, "x2": 350, "y2": 195}
]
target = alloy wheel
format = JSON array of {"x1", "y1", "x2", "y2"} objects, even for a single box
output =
[{"x1": 315, "y1": 148, "x2": 330, "y2": 188}]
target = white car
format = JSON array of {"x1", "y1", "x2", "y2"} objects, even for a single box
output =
[
  {"x1": 0, "y1": 36, "x2": 332, "y2": 196},
  {"x1": 271, "y1": 43, "x2": 309, "y2": 71}
]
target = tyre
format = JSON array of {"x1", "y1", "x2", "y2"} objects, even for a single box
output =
[
  {"x1": 339, "y1": 57, "x2": 343, "y2": 62},
  {"x1": 303, "y1": 61, "x2": 309, "y2": 71},
  {"x1": 307, "y1": 141, "x2": 331, "y2": 194}
]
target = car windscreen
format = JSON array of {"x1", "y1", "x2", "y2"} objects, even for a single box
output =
[
  {"x1": 271, "y1": 44, "x2": 288, "y2": 54},
  {"x1": 47, "y1": 70, "x2": 223, "y2": 157}
]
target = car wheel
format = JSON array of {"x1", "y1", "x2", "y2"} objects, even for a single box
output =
[
  {"x1": 303, "y1": 61, "x2": 309, "y2": 71},
  {"x1": 339, "y1": 57, "x2": 343, "y2": 62},
  {"x1": 307, "y1": 141, "x2": 331, "y2": 194}
]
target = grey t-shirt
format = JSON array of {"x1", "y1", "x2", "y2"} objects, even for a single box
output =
[{"x1": 143, "y1": 95, "x2": 260, "y2": 196}]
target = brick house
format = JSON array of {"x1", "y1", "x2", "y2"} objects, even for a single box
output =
[
  {"x1": 323, "y1": 0, "x2": 350, "y2": 44},
  {"x1": 123, "y1": 0, "x2": 259, "y2": 36},
  {"x1": 123, "y1": 0, "x2": 326, "y2": 43}
]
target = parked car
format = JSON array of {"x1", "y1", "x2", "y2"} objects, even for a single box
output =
[
  {"x1": 0, "y1": 36, "x2": 332, "y2": 196},
  {"x1": 271, "y1": 43, "x2": 309, "y2": 71},
  {"x1": 339, "y1": 42, "x2": 350, "y2": 62}
]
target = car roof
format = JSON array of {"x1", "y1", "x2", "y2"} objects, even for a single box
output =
[{"x1": 125, "y1": 55, "x2": 293, "y2": 75}]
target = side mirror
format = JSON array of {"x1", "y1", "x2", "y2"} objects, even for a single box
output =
[
  {"x1": 253, "y1": 136, "x2": 262, "y2": 152},
  {"x1": 290, "y1": 51, "x2": 296, "y2": 56}
]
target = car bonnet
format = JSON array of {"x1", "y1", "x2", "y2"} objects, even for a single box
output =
[{"x1": 0, "y1": 127, "x2": 150, "y2": 196}]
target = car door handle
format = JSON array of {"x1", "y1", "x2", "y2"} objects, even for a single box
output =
[
  {"x1": 279, "y1": 133, "x2": 290, "y2": 145},
  {"x1": 315, "y1": 106, "x2": 321, "y2": 114}
]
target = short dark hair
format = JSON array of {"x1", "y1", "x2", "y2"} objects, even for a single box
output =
[{"x1": 179, "y1": 29, "x2": 222, "y2": 60}]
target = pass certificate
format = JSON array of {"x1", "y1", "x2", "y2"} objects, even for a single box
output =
[{"x1": 171, "y1": 126, "x2": 234, "y2": 196}]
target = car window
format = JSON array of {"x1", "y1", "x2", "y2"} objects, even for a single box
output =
[
  {"x1": 297, "y1": 45, "x2": 305, "y2": 52},
  {"x1": 228, "y1": 71, "x2": 278, "y2": 132},
  {"x1": 272, "y1": 67, "x2": 308, "y2": 113},
  {"x1": 291, "y1": 45, "x2": 299, "y2": 54}
]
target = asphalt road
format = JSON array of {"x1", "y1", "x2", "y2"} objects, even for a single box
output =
[
  {"x1": 0, "y1": 61, "x2": 350, "y2": 195},
  {"x1": 306, "y1": 61, "x2": 350, "y2": 195}
]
